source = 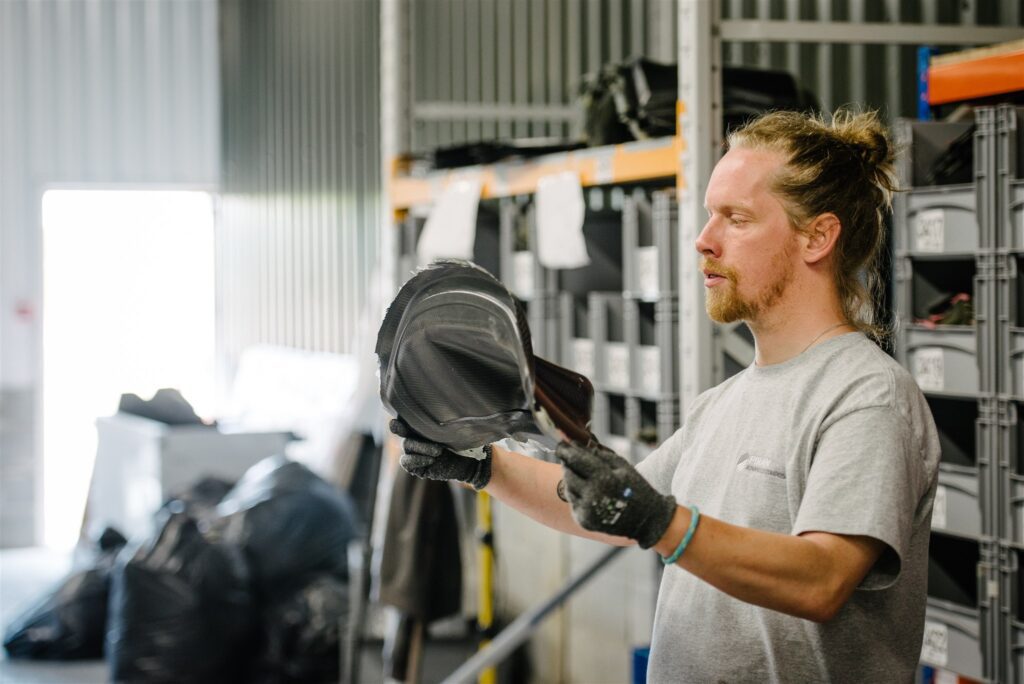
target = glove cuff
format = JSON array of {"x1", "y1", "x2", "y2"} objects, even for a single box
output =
[
  {"x1": 635, "y1": 494, "x2": 677, "y2": 550},
  {"x1": 468, "y1": 444, "x2": 493, "y2": 490}
]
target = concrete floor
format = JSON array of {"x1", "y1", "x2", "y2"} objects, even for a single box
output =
[{"x1": 0, "y1": 548, "x2": 476, "y2": 684}]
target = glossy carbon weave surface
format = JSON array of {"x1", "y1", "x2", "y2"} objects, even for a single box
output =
[{"x1": 376, "y1": 260, "x2": 595, "y2": 452}]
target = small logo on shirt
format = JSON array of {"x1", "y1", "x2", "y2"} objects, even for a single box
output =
[{"x1": 736, "y1": 453, "x2": 786, "y2": 480}]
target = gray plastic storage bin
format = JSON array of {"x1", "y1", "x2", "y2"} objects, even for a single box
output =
[
  {"x1": 922, "y1": 600, "x2": 986, "y2": 681},
  {"x1": 1009, "y1": 328, "x2": 1024, "y2": 400},
  {"x1": 1000, "y1": 401, "x2": 1024, "y2": 547},
  {"x1": 895, "y1": 115, "x2": 994, "y2": 249},
  {"x1": 904, "y1": 326, "x2": 980, "y2": 395},
  {"x1": 526, "y1": 293, "x2": 560, "y2": 360},
  {"x1": 900, "y1": 186, "x2": 979, "y2": 254},
  {"x1": 396, "y1": 215, "x2": 421, "y2": 287},
  {"x1": 590, "y1": 293, "x2": 630, "y2": 392},
  {"x1": 1002, "y1": 545, "x2": 1024, "y2": 683},
  {"x1": 593, "y1": 391, "x2": 632, "y2": 461},
  {"x1": 996, "y1": 253, "x2": 1020, "y2": 396},
  {"x1": 657, "y1": 399, "x2": 680, "y2": 446},
  {"x1": 1004, "y1": 472, "x2": 1024, "y2": 548},
  {"x1": 499, "y1": 199, "x2": 553, "y2": 301},
  {"x1": 625, "y1": 298, "x2": 679, "y2": 399},
  {"x1": 1009, "y1": 621, "x2": 1024, "y2": 684},
  {"x1": 558, "y1": 293, "x2": 595, "y2": 380},
  {"x1": 896, "y1": 119, "x2": 976, "y2": 188},
  {"x1": 932, "y1": 466, "x2": 984, "y2": 539},
  {"x1": 626, "y1": 397, "x2": 679, "y2": 458},
  {"x1": 1008, "y1": 179, "x2": 1024, "y2": 251},
  {"x1": 997, "y1": 106, "x2": 1024, "y2": 250},
  {"x1": 622, "y1": 188, "x2": 677, "y2": 298}
]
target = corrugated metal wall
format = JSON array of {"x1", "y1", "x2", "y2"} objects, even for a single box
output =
[
  {"x1": 406, "y1": 0, "x2": 1024, "y2": 156},
  {"x1": 218, "y1": 0, "x2": 381, "y2": 371},
  {"x1": 0, "y1": 0, "x2": 220, "y2": 547},
  {"x1": 720, "y1": 0, "x2": 1021, "y2": 119},
  {"x1": 408, "y1": 0, "x2": 678, "y2": 151}
]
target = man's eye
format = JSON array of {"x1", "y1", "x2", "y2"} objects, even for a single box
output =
[{"x1": 729, "y1": 215, "x2": 746, "y2": 225}]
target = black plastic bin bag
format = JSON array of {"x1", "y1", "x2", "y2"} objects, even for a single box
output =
[
  {"x1": 106, "y1": 513, "x2": 254, "y2": 683},
  {"x1": 214, "y1": 455, "x2": 360, "y2": 598},
  {"x1": 2, "y1": 527, "x2": 127, "y2": 660}
]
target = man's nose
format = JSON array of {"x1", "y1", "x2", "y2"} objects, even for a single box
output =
[{"x1": 695, "y1": 218, "x2": 719, "y2": 257}]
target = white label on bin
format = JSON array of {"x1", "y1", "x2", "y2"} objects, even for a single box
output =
[
  {"x1": 921, "y1": 620, "x2": 948, "y2": 667},
  {"x1": 605, "y1": 342, "x2": 630, "y2": 388},
  {"x1": 915, "y1": 209, "x2": 945, "y2": 253},
  {"x1": 636, "y1": 247, "x2": 660, "y2": 296},
  {"x1": 512, "y1": 252, "x2": 535, "y2": 299},
  {"x1": 606, "y1": 435, "x2": 633, "y2": 459},
  {"x1": 572, "y1": 338, "x2": 595, "y2": 379},
  {"x1": 913, "y1": 348, "x2": 945, "y2": 392},
  {"x1": 641, "y1": 346, "x2": 661, "y2": 392},
  {"x1": 934, "y1": 670, "x2": 957, "y2": 684},
  {"x1": 931, "y1": 484, "x2": 947, "y2": 530}
]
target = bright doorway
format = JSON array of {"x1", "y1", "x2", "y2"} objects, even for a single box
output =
[{"x1": 41, "y1": 190, "x2": 216, "y2": 548}]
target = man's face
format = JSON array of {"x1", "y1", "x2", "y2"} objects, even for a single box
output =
[{"x1": 696, "y1": 147, "x2": 801, "y2": 325}]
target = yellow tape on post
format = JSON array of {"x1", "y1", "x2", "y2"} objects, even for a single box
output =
[{"x1": 477, "y1": 490, "x2": 496, "y2": 684}]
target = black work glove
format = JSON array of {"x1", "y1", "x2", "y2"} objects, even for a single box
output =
[
  {"x1": 389, "y1": 419, "x2": 492, "y2": 490},
  {"x1": 557, "y1": 442, "x2": 676, "y2": 549}
]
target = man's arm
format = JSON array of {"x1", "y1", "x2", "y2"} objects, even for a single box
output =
[
  {"x1": 652, "y1": 505, "x2": 886, "y2": 623},
  {"x1": 485, "y1": 443, "x2": 633, "y2": 547},
  {"x1": 388, "y1": 420, "x2": 630, "y2": 546},
  {"x1": 558, "y1": 441, "x2": 887, "y2": 623}
]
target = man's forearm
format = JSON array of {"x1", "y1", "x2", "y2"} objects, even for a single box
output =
[
  {"x1": 653, "y1": 506, "x2": 884, "y2": 623},
  {"x1": 485, "y1": 444, "x2": 632, "y2": 546}
]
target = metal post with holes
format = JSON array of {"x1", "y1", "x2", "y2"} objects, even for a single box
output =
[{"x1": 677, "y1": 0, "x2": 721, "y2": 417}]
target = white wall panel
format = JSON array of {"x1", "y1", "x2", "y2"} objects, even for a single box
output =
[
  {"x1": 217, "y1": 0, "x2": 381, "y2": 372},
  {"x1": 0, "y1": 0, "x2": 220, "y2": 547}
]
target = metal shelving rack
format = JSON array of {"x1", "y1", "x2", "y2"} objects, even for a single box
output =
[
  {"x1": 892, "y1": 110, "x2": 999, "y2": 683},
  {"x1": 995, "y1": 104, "x2": 1024, "y2": 684},
  {"x1": 379, "y1": 2, "x2": 1024, "y2": 681}
]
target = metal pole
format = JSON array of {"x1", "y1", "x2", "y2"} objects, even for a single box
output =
[{"x1": 440, "y1": 546, "x2": 626, "y2": 684}]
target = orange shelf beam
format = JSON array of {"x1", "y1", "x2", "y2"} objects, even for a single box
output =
[
  {"x1": 390, "y1": 136, "x2": 681, "y2": 211},
  {"x1": 928, "y1": 40, "x2": 1024, "y2": 105}
]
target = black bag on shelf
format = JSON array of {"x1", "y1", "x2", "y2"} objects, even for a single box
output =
[
  {"x1": 213, "y1": 455, "x2": 360, "y2": 599},
  {"x1": 249, "y1": 574, "x2": 350, "y2": 683},
  {"x1": 431, "y1": 139, "x2": 586, "y2": 169},
  {"x1": 579, "y1": 57, "x2": 812, "y2": 145},
  {"x1": 106, "y1": 513, "x2": 254, "y2": 683},
  {"x1": 579, "y1": 62, "x2": 640, "y2": 146},
  {"x1": 2, "y1": 527, "x2": 127, "y2": 660}
]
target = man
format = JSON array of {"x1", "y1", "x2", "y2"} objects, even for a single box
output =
[{"x1": 392, "y1": 110, "x2": 940, "y2": 682}]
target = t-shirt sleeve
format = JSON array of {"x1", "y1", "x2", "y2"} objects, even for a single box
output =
[
  {"x1": 636, "y1": 426, "x2": 686, "y2": 495},
  {"x1": 792, "y1": 405, "x2": 925, "y2": 591}
]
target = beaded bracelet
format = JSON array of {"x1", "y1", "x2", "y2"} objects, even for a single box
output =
[{"x1": 660, "y1": 505, "x2": 700, "y2": 566}]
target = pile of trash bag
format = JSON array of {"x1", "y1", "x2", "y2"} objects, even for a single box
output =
[
  {"x1": 106, "y1": 513, "x2": 254, "y2": 682},
  {"x1": 2, "y1": 527, "x2": 127, "y2": 659},
  {"x1": 3, "y1": 456, "x2": 358, "y2": 683},
  {"x1": 214, "y1": 456, "x2": 360, "y2": 598}
]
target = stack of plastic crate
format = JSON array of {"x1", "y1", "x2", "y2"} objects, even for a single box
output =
[
  {"x1": 895, "y1": 109, "x2": 998, "y2": 683},
  {"x1": 560, "y1": 188, "x2": 681, "y2": 462},
  {"x1": 992, "y1": 104, "x2": 1024, "y2": 684}
]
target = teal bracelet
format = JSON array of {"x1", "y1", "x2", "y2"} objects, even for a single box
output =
[{"x1": 661, "y1": 505, "x2": 700, "y2": 566}]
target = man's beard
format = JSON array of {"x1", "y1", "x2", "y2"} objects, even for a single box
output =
[{"x1": 703, "y1": 244, "x2": 795, "y2": 324}]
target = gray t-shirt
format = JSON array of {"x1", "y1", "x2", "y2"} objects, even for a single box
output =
[{"x1": 637, "y1": 332, "x2": 940, "y2": 683}]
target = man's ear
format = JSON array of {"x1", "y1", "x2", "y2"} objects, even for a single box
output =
[{"x1": 802, "y1": 213, "x2": 841, "y2": 265}]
